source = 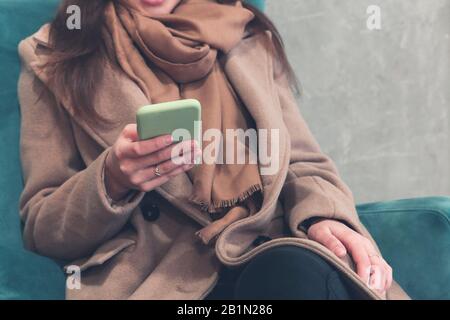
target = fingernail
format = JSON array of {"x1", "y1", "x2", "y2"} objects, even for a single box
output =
[{"x1": 166, "y1": 135, "x2": 173, "y2": 145}]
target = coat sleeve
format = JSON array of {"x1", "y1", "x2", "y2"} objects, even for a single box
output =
[
  {"x1": 272, "y1": 52, "x2": 368, "y2": 238},
  {"x1": 17, "y1": 40, "x2": 145, "y2": 261}
]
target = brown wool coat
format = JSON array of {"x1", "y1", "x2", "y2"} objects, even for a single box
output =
[{"x1": 17, "y1": 24, "x2": 409, "y2": 300}]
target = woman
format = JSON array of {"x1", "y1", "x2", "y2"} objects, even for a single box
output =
[{"x1": 17, "y1": 0, "x2": 409, "y2": 299}]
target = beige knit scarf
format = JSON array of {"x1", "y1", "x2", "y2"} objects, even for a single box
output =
[{"x1": 104, "y1": 0, "x2": 263, "y2": 238}]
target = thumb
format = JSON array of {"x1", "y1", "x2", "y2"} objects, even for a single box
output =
[{"x1": 122, "y1": 124, "x2": 139, "y2": 142}]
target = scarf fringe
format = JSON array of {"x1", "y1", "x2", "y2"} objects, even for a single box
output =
[{"x1": 189, "y1": 183, "x2": 263, "y2": 214}]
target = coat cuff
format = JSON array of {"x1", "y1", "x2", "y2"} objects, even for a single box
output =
[
  {"x1": 97, "y1": 148, "x2": 145, "y2": 214},
  {"x1": 283, "y1": 175, "x2": 366, "y2": 237},
  {"x1": 299, "y1": 216, "x2": 357, "y2": 234}
]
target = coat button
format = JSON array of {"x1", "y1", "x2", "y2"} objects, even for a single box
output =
[
  {"x1": 252, "y1": 235, "x2": 272, "y2": 247},
  {"x1": 141, "y1": 203, "x2": 160, "y2": 222}
]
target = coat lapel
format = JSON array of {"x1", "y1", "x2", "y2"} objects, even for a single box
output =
[{"x1": 222, "y1": 31, "x2": 289, "y2": 190}]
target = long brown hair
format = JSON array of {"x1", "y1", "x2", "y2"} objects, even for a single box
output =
[{"x1": 46, "y1": 0, "x2": 299, "y2": 126}]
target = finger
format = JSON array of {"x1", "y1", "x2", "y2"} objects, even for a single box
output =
[
  {"x1": 385, "y1": 262, "x2": 393, "y2": 290},
  {"x1": 120, "y1": 134, "x2": 174, "y2": 158},
  {"x1": 129, "y1": 140, "x2": 199, "y2": 171},
  {"x1": 138, "y1": 175, "x2": 170, "y2": 192},
  {"x1": 130, "y1": 152, "x2": 196, "y2": 185},
  {"x1": 138, "y1": 163, "x2": 195, "y2": 192},
  {"x1": 361, "y1": 239, "x2": 390, "y2": 292},
  {"x1": 368, "y1": 256, "x2": 385, "y2": 292},
  {"x1": 378, "y1": 259, "x2": 392, "y2": 291},
  {"x1": 313, "y1": 228, "x2": 347, "y2": 257},
  {"x1": 166, "y1": 163, "x2": 196, "y2": 178},
  {"x1": 331, "y1": 227, "x2": 373, "y2": 285},
  {"x1": 338, "y1": 235, "x2": 371, "y2": 285},
  {"x1": 122, "y1": 124, "x2": 139, "y2": 142},
  {"x1": 354, "y1": 246, "x2": 372, "y2": 286}
]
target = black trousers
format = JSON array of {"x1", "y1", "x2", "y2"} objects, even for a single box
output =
[{"x1": 205, "y1": 245, "x2": 354, "y2": 300}]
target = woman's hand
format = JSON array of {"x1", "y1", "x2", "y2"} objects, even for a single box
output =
[
  {"x1": 104, "y1": 124, "x2": 201, "y2": 201},
  {"x1": 307, "y1": 219, "x2": 392, "y2": 295}
]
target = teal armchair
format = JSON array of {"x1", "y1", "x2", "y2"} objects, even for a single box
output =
[
  {"x1": 245, "y1": 0, "x2": 265, "y2": 10},
  {"x1": 0, "y1": 0, "x2": 448, "y2": 300}
]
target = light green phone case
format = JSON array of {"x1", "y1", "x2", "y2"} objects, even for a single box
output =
[{"x1": 136, "y1": 99, "x2": 202, "y2": 142}]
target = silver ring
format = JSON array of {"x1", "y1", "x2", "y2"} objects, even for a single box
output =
[
  {"x1": 369, "y1": 254, "x2": 380, "y2": 259},
  {"x1": 154, "y1": 165, "x2": 162, "y2": 177}
]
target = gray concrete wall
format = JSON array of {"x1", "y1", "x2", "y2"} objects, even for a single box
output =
[{"x1": 267, "y1": 0, "x2": 450, "y2": 203}]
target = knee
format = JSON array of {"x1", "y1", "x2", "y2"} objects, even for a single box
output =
[
  {"x1": 234, "y1": 245, "x2": 350, "y2": 300},
  {"x1": 241, "y1": 245, "x2": 336, "y2": 276}
]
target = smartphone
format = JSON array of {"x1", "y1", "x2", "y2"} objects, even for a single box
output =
[{"x1": 136, "y1": 99, "x2": 202, "y2": 142}]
